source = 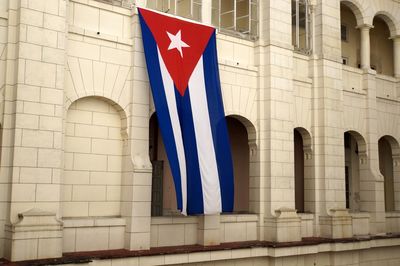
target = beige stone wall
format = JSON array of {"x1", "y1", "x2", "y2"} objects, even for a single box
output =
[
  {"x1": 62, "y1": 97, "x2": 124, "y2": 218},
  {"x1": 0, "y1": 0, "x2": 7, "y2": 259},
  {"x1": 0, "y1": 0, "x2": 400, "y2": 262}
]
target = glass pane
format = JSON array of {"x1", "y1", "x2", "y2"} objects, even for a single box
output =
[
  {"x1": 291, "y1": 0, "x2": 296, "y2": 25},
  {"x1": 236, "y1": 0, "x2": 249, "y2": 18},
  {"x1": 221, "y1": 0, "x2": 234, "y2": 14},
  {"x1": 212, "y1": 7, "x2": 220, "y2": 27},
  {"x1": 193, "y1": 2, "x2": 202, "y2": 21},
  {"x1": 299, "y1": 1, "x2": 306, "y2": 28},
  {"x1": 169, "y1": 0, "x2": 176, "y2": 14},
  {"x1": 212, "y1": 0, "x2": 219, "y2": 9},
  {"x1": 236, "y1": 16, "x2": 249, "y2": 33},
  {"x1": 212, "y1": 0, "x2": 220, "y2": 26},
  {"x1": 221, "y1": 12, "x2": 234, "y2": 29},
  {"x1": 177, "y1": 0, "x2": 191, "y2": 18}
]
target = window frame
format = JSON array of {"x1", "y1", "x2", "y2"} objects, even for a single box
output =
[
  {"x1": 212, "y1": 0, "x2": 259, "y2": 40},
  {"x1": 341, "y1": 24, "x2": 348, "y2": 42},
  {"x1": 147, "y1": 0, "x2": 202, "y2": 21},
  {"x1": 292, "y1": 0, "x2": 312, "y2": 54}
]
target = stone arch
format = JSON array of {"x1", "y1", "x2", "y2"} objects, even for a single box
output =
[
  {"x1": 370, "y1": 13, "x2": 396, "y2": 76},
  {"x1": 62, "y1": 96, "x2": 127, "y2": 218},
  {"x1": 378, "y1": 135, "x2": 400, "y2": 212},
  {"x1": 373, "y1": 11, "x2": 398, "y2": 37},
  {"x1": 344, "y1": 130, "x2": 368, "y2": 212},
  {"x1": 379, "y1": 135, "x2": 400, "y2": 157},
  {"x1": 294, "y1": 127, "x2": 312, "y2": 154},
  {"x1": 294, "y1": 127, "x2": 314, "y2": 214},
  {"x1": 65, "y1": 95, "x2": 128, "y2": 138},
  {"x1": 223, "y1": 87, "x2": 258, "y2": 128},
  {"x1": 340, "y1": 1, "x2": 363, "y2": 68},
  {"x1": 226, "y1": 114, "x2": 257, "y2": 144},
  {"x1": 65, "y1": 58, "x2": 132, "y2": 114},
  {"x1": 346, "y1": 130, "x2": 368, "y2": 155},
  {"x1": 340, "y1": 0, "x2": 366, "y2": 27},
  {"x1": 226, "y1": 115, "x2": 256, "y2": 213}
]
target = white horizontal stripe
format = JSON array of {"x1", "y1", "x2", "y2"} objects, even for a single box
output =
[
  {"x1": 188, "y1": 56, "x2": 221, "y2": 214},
  {"x1": 158, "y1": 48, "x2": 187, "y2": 215}
]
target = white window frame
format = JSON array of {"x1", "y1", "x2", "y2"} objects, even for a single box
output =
[
  {"x1": 147, "y1": 0, "x2": 201, "y2": 20},
  {"x1": 213, "y1": 0, "x2": 258, "y2": 39},
  {"x1": 292, "y1": 0, "x2": 312, "y2": 54}
]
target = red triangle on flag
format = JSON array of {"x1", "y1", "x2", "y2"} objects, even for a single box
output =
[{"x1": 138, "y1": 8, "x2": 214, "y2": 96}]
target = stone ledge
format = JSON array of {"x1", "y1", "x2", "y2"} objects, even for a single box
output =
[
  {"x1": 220, "y1": 213, "x2": 258, "y2": 223},
  {"x1": 5, "y1": 235, "x2": 400, "y2": 265},
  {"x1": 0, "y1": 11, "x2": 8, "y2": 20},
  {"x1": 63, "y1": 217, "x2": 126, "y2": 228},
  {"x1": 386, "y1": 211, "x2": 400, "y2": 218},
  {"x1": 298, "y1": 213, "x2": 314, "y2": 220},
  {"x1": 151, "y1": 216, "x2": 198, "y2": 225}
]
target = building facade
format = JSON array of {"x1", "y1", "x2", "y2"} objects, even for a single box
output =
[{"x1": 0, "y1": 0, "x2": 399, "y2": 264}]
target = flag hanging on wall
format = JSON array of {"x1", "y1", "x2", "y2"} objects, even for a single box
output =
[{"x1": 138, "y1": 8, "x2": 234, "y2": 215}]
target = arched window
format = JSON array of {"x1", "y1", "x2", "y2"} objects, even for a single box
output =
[
  {"x1": 340, "y1": 3, "x2": 360, "y2": 67},
  {"x1": 149, "y1": 114, "x2": 177, "y2": 216},
  {"x1": 292, "y1": 0, "x2": 312, "y2": 54},
  {"x1": 293, "y1": 128, "x2": 313, "y2": 213},
  {"x1": 294, "y1": 129, "x2": 304, "y2": 212},
  {"x1": 149, "y1": 114, "x2": 257, "y2": 215},
  {"x1": 344, "y1": 132, "x2": 362, "y2": 211},
  {"x1": 371, "y1": 16, "x2": 394, "y2": 76},
  {"x1": 226, "y1": 116, "x2": 250, "y2": 213},
  {"x1": 378, "y1": 136, "x2": 400, "y2": 212}
]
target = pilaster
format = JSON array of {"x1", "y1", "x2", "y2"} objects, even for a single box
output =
[
  {"x1": 197, "y1": 214, "x2": 220, "y2": 246},
  {"x1": 258, "y1": 0, "x2": 300, "y2": 242},
  {"x1": 264, "y1": 208, "x2": 301, "y2": 242},
  {"x1": 4, "y1": 209, "x2": 62, "y2": 261},
  {"x1": 121, "y1": 8, "x2": 152, "y2": 251},
  {"x1": 362, "y1": 69, "x2": 385, "y2": 234},
  {"x1": 3, "y1": 0, "x2": 67, "y2": 260},
  {"x1": 312, "y1": 0, "x2": 352, "y2": 238}
]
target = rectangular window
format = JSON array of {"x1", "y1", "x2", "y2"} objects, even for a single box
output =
[
  {"x1": 94, "y1": 0, "x2": 131, "y2": 8},
  {"x1": 212, "y1": 0, "x2": 258, "y2": 39},
  {"x1": 345, "y1": 166, "x2": 350, "y2": 209},
  {"x1": 341, "y1": 24, "x2": 348, "y2": 41},
  {"x1": 147, "y1": 0, "x2": 202, "y2": 21},
  {"x1": 292, "y1": 0, "x2": 312, "y2": 54},
  {"x1": 342, "y1": 57, "x2": 348, "y2": 65}
]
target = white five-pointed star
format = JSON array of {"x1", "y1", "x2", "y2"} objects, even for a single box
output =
[{"x1": 167, "y1": 30, "x2": 190, "y2": 57}]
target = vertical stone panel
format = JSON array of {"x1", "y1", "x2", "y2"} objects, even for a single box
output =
[
  {"x1": 2, "y1": 0, "x2": 67, "y2": 260},
  {"x1": 62, "y1": 97, "x2": 123, "y2": 218}
]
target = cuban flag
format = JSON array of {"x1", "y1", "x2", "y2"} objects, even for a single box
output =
[{"x1": 138, "y1": 8, "x2": 234, "y2": 215}]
